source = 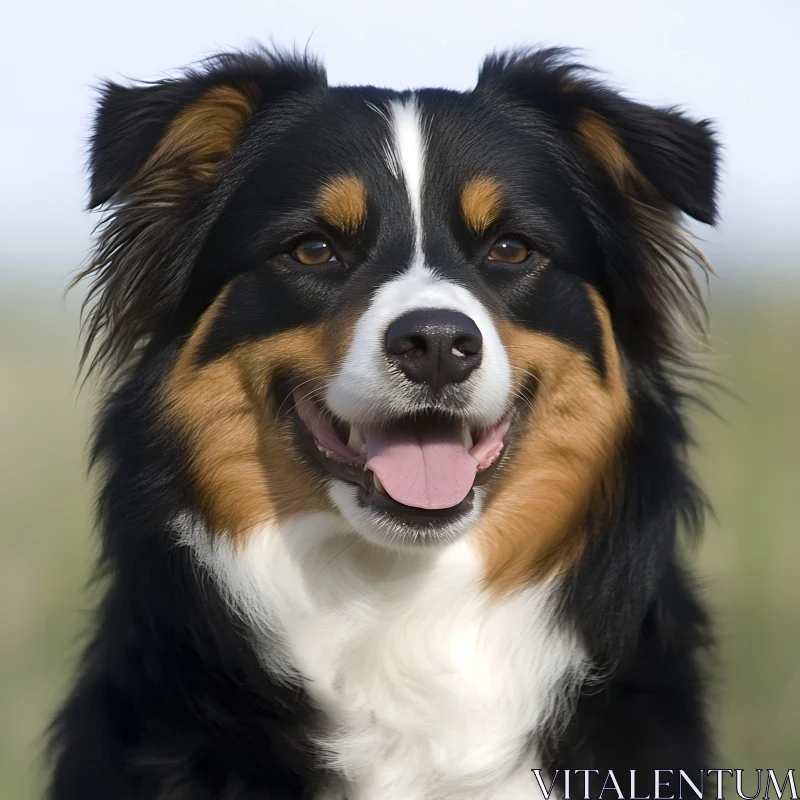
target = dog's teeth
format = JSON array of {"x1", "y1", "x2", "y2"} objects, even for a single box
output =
[
  {"x1": 348, "y1": 425, "x2": 365, "y2": 453},
  {"x1": 462, "y1": 423, "x2": 474, "y2": 450},
  {"x1": 373, "y1": 472, "x2": 386, "y2": 494}
]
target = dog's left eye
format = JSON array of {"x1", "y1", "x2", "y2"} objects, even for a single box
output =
[
  {"x1": 291, "y1": 239, "x2": 338, "y2": 265},
  {"x1": 488, "y1": 237, "x2": 530, "y2": 264}
]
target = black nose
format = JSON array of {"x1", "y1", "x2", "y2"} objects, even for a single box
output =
[{"x1": 385, "y1": 309, "x2": 483, "y2": 393}]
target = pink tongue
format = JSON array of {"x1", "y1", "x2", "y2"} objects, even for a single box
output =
[{"x1": 365, "y1": 422, "x2": 478, "y2": 510}]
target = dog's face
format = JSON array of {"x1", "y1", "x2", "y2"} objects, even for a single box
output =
[{"x1": 83, "y1": 50, "x2": 717, "y2": 587}]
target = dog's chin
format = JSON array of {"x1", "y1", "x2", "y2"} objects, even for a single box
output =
[{"x1": 327, "y1": 480, "x2": 483, "y2": 550}]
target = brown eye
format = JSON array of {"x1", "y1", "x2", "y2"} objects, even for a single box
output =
[
  {"x1": 488, "y1": 237, "x2": 530, "y2": 264},
  {"x1": 291, "y1": 239, "x2": 337, "y2": 265}
]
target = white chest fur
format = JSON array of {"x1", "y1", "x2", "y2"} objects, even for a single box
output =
[{"x1": 184, "y1": 513, "x2": 587, "y2": 800}]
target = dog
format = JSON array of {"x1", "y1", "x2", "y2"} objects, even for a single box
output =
[{"x1": 48, "y1": 47, "x2": 719, "y2": 799}]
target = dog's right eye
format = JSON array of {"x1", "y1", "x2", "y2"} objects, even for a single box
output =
[
  {"x1": 487, "y1": 237, "x2": 530, "y2": 264},
  {"x1": 291, "y1": 239, "x2": 338, "y2": 265}
]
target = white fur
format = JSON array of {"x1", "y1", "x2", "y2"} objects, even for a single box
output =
[
  {"x1": 180, "y1": 513, "x2": 588, "y2": 800},
  {"x1": 387, "y1": 96, "x2": 426, "y2": 261}
]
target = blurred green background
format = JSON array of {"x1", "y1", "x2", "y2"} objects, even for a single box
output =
[{"x1": 1, "y1": 277, "x2": 798, "y2": 797}]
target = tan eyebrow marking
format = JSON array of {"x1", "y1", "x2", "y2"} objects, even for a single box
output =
[
  {"x1": 460, "y1": 176, "x2": 505, "y2": 234},
  {"x1": 316, "y1": 174, "x2": 368, "y2": 234}
]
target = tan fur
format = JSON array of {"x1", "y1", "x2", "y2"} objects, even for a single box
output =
[
  {"x1": 477, "y1": 287, "x2": 631, "y2": 592},
  {"x1": 460, "y1": 176, "x2": 505, "y2": 234},
  {"x1": 317, "y1": 175, "x2": 368, "y2": 234},
  {"x1": 575, "y1": 109, "x2": 651, "y2": 198},
  {"x1": 139, "y1": 84, "x2": 259, "y2": 191},
  {"x1": 163, "y1": 286, "x2": 346, "y2": 541}
]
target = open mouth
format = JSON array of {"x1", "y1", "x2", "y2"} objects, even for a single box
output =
[{"x1": 292, "y1": 390, "x2": 512, "y2": 526}]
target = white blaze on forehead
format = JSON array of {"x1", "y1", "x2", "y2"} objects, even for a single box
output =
[{"x1": 387, "y1": 96, "x2": 427, "y2": 261}]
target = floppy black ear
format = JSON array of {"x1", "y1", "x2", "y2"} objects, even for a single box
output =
[
  {"x1": 78, "y1": 50, "x2": 326, "y2": 375},
  {"x1": 477, "y1": 48, "x2": 719, "y2": 225},
  {"x1": 88, "y1": 51, "x2": 325, "y2": 208},
  {"x1": 570, "y1": 91, "x2": 718, "y2": 226},
  {"x1": 88, "y1": 79, "x2": 221, "y2": 208}
]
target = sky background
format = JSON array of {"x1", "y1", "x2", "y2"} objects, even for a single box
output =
[{"x1": 2, "y1": 0, "x2": 798, "y2": 282}]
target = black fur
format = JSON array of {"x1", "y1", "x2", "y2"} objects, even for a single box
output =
[{"x1": 49, "y1": 47, "x2": 719, "y2": 798}]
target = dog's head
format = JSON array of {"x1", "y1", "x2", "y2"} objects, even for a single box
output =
[{"x1": 81, "y1": 48, "x2": 717, "y2": 589}]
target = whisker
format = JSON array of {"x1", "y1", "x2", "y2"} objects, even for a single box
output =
[
  {"x1": 509, "y1": 365, "x2": 543, "y2": 387},
  {"x1": 315, "y1": 537, "x2": 359, "y2": 581},
  {"x1": 274, "y1": 372, "x2": 334, "y2": 421}
]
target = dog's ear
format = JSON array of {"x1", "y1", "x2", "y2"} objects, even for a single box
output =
[
  {"x1": 88, "y1": 77, "x2": 257, "y2": 209},
  {"x1": 477, "y1": 48, "x2": 719, "y2": 224},
  {"x1": 477, "y1": 49, "x2": 720, "y2": 364},
  {"x1": 572, "y1": 98, "x2": 718, "y2": 226},
  {"x1": 88, "y1": 52, "x2": 324, "y2": 208},
  {"x1": 78, "y1": 51, "x2": 326, "y2": 375}
]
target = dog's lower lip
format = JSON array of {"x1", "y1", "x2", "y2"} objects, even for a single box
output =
[{"x1": 359, "y1": 485, "x2": 475, "y2": 524}]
